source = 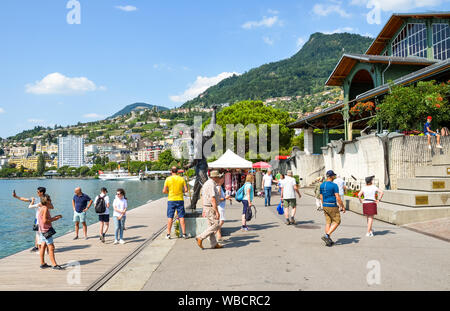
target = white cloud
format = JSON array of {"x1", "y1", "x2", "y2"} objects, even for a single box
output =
[
  {"x1": 350, "y1": 0, "x2": 444, "y2": 11},
  {"x1": 263, "y1": 36, "x2": 274, "y2": 45},
  {"x1": 115, "y1": 5, "x2": 137, "y2": 12},
  {"x1": 28, "y1": 119, "x2": 45, "y2": 124},
  {"x1": 0, "y1": 108, "x2": 5, "y2": 114},
  {"x1": 242, "y1": 16, "x2": 280, "y2": 29},
  {"x1": 170, "y1": 72, "x2": 240, "y2": 103},
  {"x1": 313, "y1": 3, "x2": 351, "y2": 17},
  {"x1": 323, "y1": 27, "x2": 356, "y2": 34},
  {"x1": 26, "y1": 73, "x2": 105, "y2": 95},
  {"x1": 296, "y1": 37, "x2": 306, "y2": 49},
  {"x1": 84, "y1": 113, "x2": 104, "y2": 119},
  {"x1": 268, "y1": 9, "x2": 280, "y2": 14}
]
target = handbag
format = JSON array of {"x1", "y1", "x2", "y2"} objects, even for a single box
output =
[
  {"x1": 277, "y1": 201, "x2": 284, "y2": 215},
  {"x1": 33, "y1": 219, "x2": 39, "y2": 231},
  {"x1": 42, "y1": 227, "x2": 56, "y2": 239}
]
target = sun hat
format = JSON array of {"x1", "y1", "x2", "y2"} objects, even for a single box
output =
[{"x1": 210, "y1": 170, "x2": 224, "y2": 178}]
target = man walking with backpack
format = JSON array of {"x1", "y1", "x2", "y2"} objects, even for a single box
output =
[
  {"x1": 196, "y1": 170, "x2": 224, "y2": 249},
  {"x1": 94, "y1": 187, "x2": 110, "y2": 243}
]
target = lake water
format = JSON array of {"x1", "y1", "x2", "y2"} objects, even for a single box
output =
[{"x1": 0, "y1": 179, "x2": 165, "y2": 259}]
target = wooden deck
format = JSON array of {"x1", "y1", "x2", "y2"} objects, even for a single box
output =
[{"x1": 0, "y1": 198, "x2": 170, "y2": 291}]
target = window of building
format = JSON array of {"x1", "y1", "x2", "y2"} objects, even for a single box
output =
[
  {"x1": 392, "y1": 23, "x2": 427, "y2": 58},
  {"x1": 392, "y1": 26, "x2": 408, "y2": 57},
  {"x1": 433, "y1": 23, "x2": 450, "y2": 60},
  {"x1": 407, "y1": 23, "x2": 427, "y2": 58}
]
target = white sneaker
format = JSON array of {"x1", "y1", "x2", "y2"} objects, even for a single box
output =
[
  {"x1": 119, "y1": 239, "x2": 125, "y2": 244},
  {"x1": 436, "y1": 144, "x2": 443, "y2": 149},
  {"x1": 113, "y1": 240, "x2": 118, "y2": 245},
  {"x1": 366, "y1": 231, "x2": 374, "y2": 237},
  {"x1": 428, "y1": 145, "x2": 432, "y2": 150}
]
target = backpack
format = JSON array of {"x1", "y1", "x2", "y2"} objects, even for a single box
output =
[
  {"x1": 245, "y1": 204, "x2": 257, "y2": 222},
  {"x1": 95, "y1": 196, "x2": 106, "y2": 214},
  {"x1": 235, "y1": 185, "x2": 246, "y2": 202}
]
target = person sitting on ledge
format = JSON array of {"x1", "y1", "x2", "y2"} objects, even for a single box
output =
[{"x1": 424, "y1": 116, "x2": 443, "y2": 150}]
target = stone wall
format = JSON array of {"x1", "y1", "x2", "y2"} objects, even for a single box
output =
[
  {"x1": 389, "y1": 136, "x2": 450, "y2": 189},
  {"x1": 291, "y1": 134, "x2": 450, "y2": 190},
  {"x1": 290, "y1": 150, "x2": 324, "y2": 187},
  {"x1": 322, "y1": 135, "x2": 386, "y2": 189}
]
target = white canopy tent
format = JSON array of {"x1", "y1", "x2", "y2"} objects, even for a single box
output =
[{"x1": 208, "y1": 149, "x2": 253, "y2": 169}]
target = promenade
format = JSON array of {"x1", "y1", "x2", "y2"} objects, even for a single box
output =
[
  {"x1": 0, "y1": 198, "x2": 169, "y2": 291},
  {"x1": 103, "y1": 191, "x2": 450, "y2": 291},
  {"x1": 0, "y1": 191, "x2": 449, "y2": 291}
]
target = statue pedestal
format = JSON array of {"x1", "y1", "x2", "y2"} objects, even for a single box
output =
[{"x1": 171, "y1": 208, "x2": 208, "y2": 238}]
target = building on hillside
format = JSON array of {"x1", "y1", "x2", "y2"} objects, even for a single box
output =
[
  {"x1": 9, "y1": 146, "x2": 32, "y2": 158},
  {"x1": 289, "y1": 12, "x2": 450, "y2": 154},
  {"x1": 58, "y1": 136, "x2": 84, "y2": 168},
  {"x1": 36, "y1": 143, "x2": 58, "y2": 154},
  {"x1": 0, "y1": 157, "x2": 9, "y2": 169},
  {"x1": 85, "y1": 144, "x2": 99, "y2": 155},
  {"x1": 9, "y1": 156, "x2": 39, "y2": 171},
  {"x1": 138, "y1": 147, "x2": 162, "y2": 162}
]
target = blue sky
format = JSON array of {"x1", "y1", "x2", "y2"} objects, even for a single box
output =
[{"x1": 0, "y1": 0, "x2": 449, "y2": 137}]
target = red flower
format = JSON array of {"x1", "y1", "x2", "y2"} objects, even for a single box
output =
[
  {"x1": 375, "y1": 107, "x2": 380, "y2": 111},
  {"x1": 437, "y1": 96, "x2": 443, "y2": 102},
  {"x1": 436, "y1": 104, "x2": 441, "y2": 108}
]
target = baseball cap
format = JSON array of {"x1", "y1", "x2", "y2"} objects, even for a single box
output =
[
  {"x1": 427, "y1": 116, "x2": 432, "y2": 120},
  {"x1": 326, "y1": 170, "x2": 336, "y2": 177},
  {"x1": 365, "y1": 175, "x2": 375, "y2": 184}
]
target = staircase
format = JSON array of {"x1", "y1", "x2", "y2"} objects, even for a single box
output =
[{"x1": 383, "y1": 154, "x2": 450, "y2": 208}]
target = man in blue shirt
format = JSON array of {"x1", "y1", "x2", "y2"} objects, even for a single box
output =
[
  {"x1": 424, "y1": 116, "x2": 442, "y2": 150},
  {"x1": 320, "y1": 170, "x2": 345, "y2": 247},
  {"x1": 72, "y1": 187, "x2": 93, "y2": 240}
]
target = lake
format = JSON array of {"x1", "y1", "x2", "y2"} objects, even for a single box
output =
[{"x1": 0, "y1": 179, "x2": 165, "y2": 259}]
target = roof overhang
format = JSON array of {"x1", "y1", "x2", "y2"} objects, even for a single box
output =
[
  {"x1": 326, "y1": 53, "x2": 436, "y2": 86},
  {"x1": 356, "y1": 59, "x2": 450, "y2": 102},
  {"x1": 366, "y1": 12, "x2": 450, "y2": 55}
]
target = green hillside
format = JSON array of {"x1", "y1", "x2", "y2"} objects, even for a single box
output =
[{"x1": 182, "y1": 32, "x2": 374, "y2": 108}]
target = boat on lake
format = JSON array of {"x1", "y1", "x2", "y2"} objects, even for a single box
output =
[{"x1": 98, "y1": 169, "x2": 141, "y2": 181}]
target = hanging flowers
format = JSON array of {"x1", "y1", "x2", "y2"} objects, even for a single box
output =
[{"x1": 350, "y1": 101, "x2": 376, "y2": 116}]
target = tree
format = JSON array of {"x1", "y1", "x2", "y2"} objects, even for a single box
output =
[
  {"x1": 37, "y1": 153, "x2": 45, "y2": 176},
  {"x1": 158, "y1": 150, "x2": 175, "y2": 167},
  {"x1": 370, "y1": 81, "x2": 450, "y2": 131},
  {"x1": 208, "y1": 100, "x2": 295, "y2": 158}
]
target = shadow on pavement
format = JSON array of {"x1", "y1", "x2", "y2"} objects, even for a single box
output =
[
  {"x1": 223, "y1": 223, "x2": 278, "y2": 235},
  {"x1": 125, "y1": 225, "x2": 148, "y2": 230},
  {"x1": 334, "y1": 237, "x2": 361, "y2": 245},
  {"x1": 72, "y1": 259, "x2": 102, "y2": 266},
  {"x1": 55, "y1": 244, "x2": 91, "y2": 253},
  {"x1": 374, "y1": 230, "x2": 395, "y2": 236},
  {"x1": 223, "y1": 235, "x2": 260, "y2": 248}
]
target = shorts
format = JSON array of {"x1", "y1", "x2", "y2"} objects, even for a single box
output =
[
  {"x1": 99, "y1": 214, "x2": 110, "y2": 222},
  {"x1": 73, "y1": 211, "x2": 87, "y2": 223},
  {"x1": 283, "y1": 198, "x2": 297, "y2": 208},
  {"x1": 242, "y1": 200, "x2": 249, "y2": 215},
  {"x1": 323, "y1": 205, "x2": 341, "y2": 225},
  {"x1": 167, "y1": 201, "x2": 185, "y2": 219},
  {"x1": 363, "y1": 202, "x2": 377, "y2": 216},
  {"x1": 218, "y1": 206, "x2": 226, "y2": 221},
  {"x1": 426, "y1": 132, "x2": 437, "y2": 136},
  {"x1": 39, "y1": 232, "x2": 54, "y2": 245}
]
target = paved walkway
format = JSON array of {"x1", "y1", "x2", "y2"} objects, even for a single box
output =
[
  {"x1": 139, "y1": 191, "x2": 449, "y2": 291},
  {"x1": 0, "y1": 198, "x2": 169, "y2": 291}
]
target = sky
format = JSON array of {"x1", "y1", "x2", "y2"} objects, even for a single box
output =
[{"x1": 0, "y1": 0, "x2": 449, "y2": 137}]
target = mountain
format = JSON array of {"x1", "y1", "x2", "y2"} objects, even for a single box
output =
[
  {"x1": 109, "y1": 103, "x2": 169, "y2": 119},
  {"x1": 182, "y1": 32, "x2": 374, "y2": 108}
]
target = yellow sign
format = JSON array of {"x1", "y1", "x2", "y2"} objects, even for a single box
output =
[
  {"x1": 447, "y1": 167, "x2": 450, "y2": 175},
  {"x1": 432, "y1": 181, "x2": 445, "y2": 190},
  {"x1": 415, "y1": 196, "x2": 429, "y2": 205}
]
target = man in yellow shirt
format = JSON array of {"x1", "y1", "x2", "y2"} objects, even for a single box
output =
[{"x1": 163, "y1": 166, "x2": 188, "y2": 239}]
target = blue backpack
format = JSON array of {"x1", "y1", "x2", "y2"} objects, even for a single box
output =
[{"x1": 235, "y1": 184, "x2": 246, "y2": 202}]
